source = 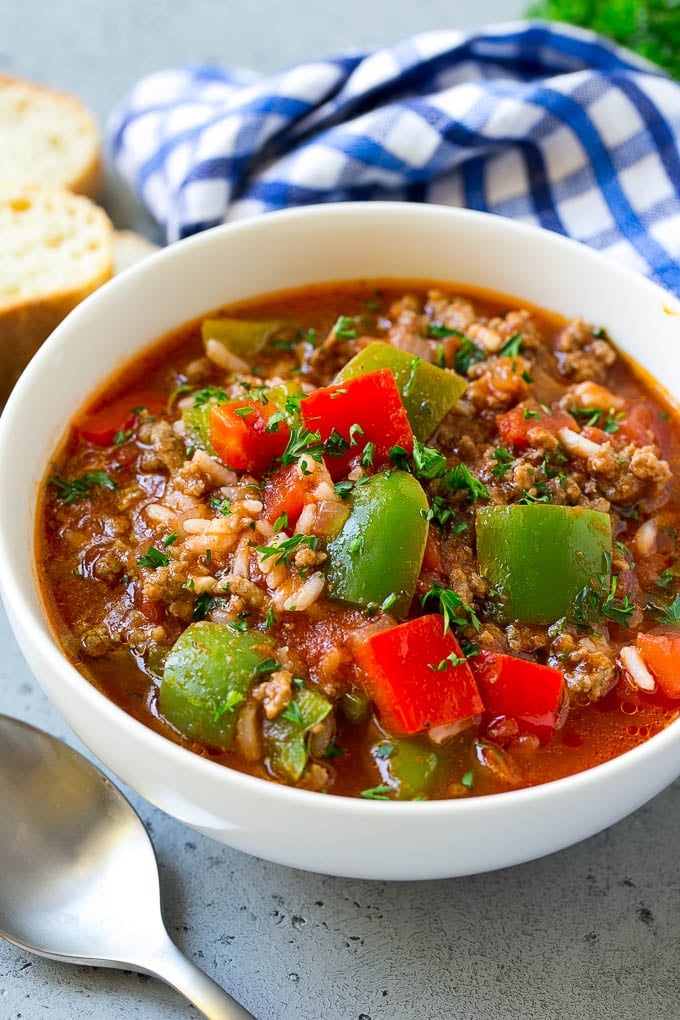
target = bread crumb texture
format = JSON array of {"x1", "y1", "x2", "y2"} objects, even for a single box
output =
[
  {"x1": 0, "y1": 185, "x2": 113, "y2": 402},
  {"x1": 0, "y1": 186, "x2": 112, "y2": 304},
  {"x1": 0, "y1": 75, "x2": 101, "y2": 198}
]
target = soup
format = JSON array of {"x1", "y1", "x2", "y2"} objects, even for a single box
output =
[{"x1": 37, "y1": 281, "x2": 680, "y2": 801}]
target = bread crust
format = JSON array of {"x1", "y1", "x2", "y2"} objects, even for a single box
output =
[
  {"x1": 0, "y1": 74, "x2": 102, "y2": 199},
  {"x1": 0, "y1": 185, "x2": 113, "y2": 403}
]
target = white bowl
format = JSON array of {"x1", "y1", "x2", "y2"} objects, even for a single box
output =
[{"x1": 2, "y1": 203, "x2": 680, "y2": 881}]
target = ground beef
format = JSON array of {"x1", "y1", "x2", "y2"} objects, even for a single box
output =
[
  {"x1": 138, "y1": 420, "x2": 186, "y2": 473},
  {"x1": 548, "y1": 628, "x2": 618, "y2": 701},
  {"x1": 554, "y1": 318, "x2": 617, "y2": 382}
]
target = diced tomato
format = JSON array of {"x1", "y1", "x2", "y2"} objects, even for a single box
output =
[
  {"x1": 262, "y1": 463, "x2": 318, "y2": 525},
  {"x1": 636, "y1": 633, "x2": 680, "y2": 698},
  {"x1": 496, "y1": 404, "x2": 576, "y2": 452},
  {"x1": 422, "y1": 528, "x2": 446, "y2": 577},
  {"x1": 300, "y1": 369, "x2": 413, "y2": 479},
  {"x1": 79, "y1": 393, "x2": 164, "y2": 446},
  {"x1": 209, "y1": 401, "x2": 290, "y2": 474},
  {"x1": 580, "y1": 425, "x2": 609, "y2": 444},
  {"x1": 353, "y1": 614, "x2": 483, "y2": 736},
  {"x1": 471, "y1": 650, "x2": 565, "y2": 742},
  {"x1": 617, "y1": 403, "x2": 659, "y2": 448}
]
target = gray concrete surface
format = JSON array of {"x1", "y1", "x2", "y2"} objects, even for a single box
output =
[{"x1": 3, "y1": 2, "x2": 680, "y2": 1018}]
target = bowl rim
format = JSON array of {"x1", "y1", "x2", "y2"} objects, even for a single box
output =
[{"x1": 2, "y1": 200, "x2": 680, "y2": 822}]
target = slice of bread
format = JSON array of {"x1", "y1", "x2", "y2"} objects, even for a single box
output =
[
  {"x1": 0, "y1": 75, "x2": 102, "y2": 199},
  {"x1": 0, "y1": 185, "x2": 113, "y2": 402}
]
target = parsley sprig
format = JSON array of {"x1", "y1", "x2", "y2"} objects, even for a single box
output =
[
  {"x1": 422, "y1": 584, "x2": 481, "y2": 634},
  {"x1": 570, "y1": 552, "x2": 635, "y2": 628},
  {"x1": 49, "y1": 471, "x2": 117, "y2": 505},
  {"x1": 256, "y1": 534, "x2": 318, "y2": 567}
]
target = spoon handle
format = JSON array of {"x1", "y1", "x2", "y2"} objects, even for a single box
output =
[{"x1": 145, "y1": 934, "x2": 255, "y2": 1020}]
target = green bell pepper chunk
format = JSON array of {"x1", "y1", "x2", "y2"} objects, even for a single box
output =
[
  {"x1": 182, "y1": 402, "x2": 216, "y2": 455},
  {"x1": 335, "y1": 341, "x2": 467, "y2": 442},
  {"x1": 371, "y1": 737, "x2": 441, "y2": 800},
  {"x1": 326, "y1": 470, "x2": 429, "y2": 619},
  {"x1": 201, "y1": 317, "x2": 284, "y2": 360},
  {"x1": 159, "y1": 622, "x2": 275, "y2": 748},
  {"x1": 476, "y1": 504, "x2": 612, "y2": 625},
  {"x1": 267, "y1": 686, "x2": 333, "y2": 782},
  {"x1": 341, "y1": 688, "x2": 373, "y2": 725},
  {"x1": 181, "y1": 381, "x2": 301, "y2": 456}
]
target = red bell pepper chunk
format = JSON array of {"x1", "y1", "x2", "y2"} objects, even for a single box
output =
[
  {"x1": 300, "y1": 369, "x2": 413, "y2": 479},
  {"x1": 209, "y1": 401, "x2": 290, "y2": 474},
  {"x1": 262, "y1": 463, "x2": 319, "y2": 525},
  {"x1": 79, "y1": 393, "x2": 164, "y2": 446},
  {"x1": 354, "y1": 614, "x2": 483, "y2": 736},
  {"x1": 471, "y1": 650, "x2": 565, "y2": 742},
  {"x1": 636, "y1": 633, "x2": 680, "y2": 698},
  {"x1": 496, "y1": 404, "x2": 576, "y2": 452}
]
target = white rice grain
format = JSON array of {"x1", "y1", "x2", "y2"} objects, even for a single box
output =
[{"x1": 620, "y1": 645, "x2": 656, "y2": 692}]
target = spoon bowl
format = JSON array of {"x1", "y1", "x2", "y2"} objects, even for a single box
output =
[{"x1": 0, "y1": 714, "x2": 252, "y2": 1019}]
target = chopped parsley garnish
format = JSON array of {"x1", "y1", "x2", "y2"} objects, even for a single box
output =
[
  {"x1": 412, "y1": 439, "x2": 447, "y2": 480},
  {"x1": 323, "y1": 429, "x2": 350, "y2": 457},
  {"x1": 279, "y1": 425, "x2": 324, "y2": 466},
  {"x1": 523, "y1": 408, "x2": 541, "y2": 421},
  {"x1": 273, "y1": 512, "x2": 289, "y2": 533},
  {"x1": 234, "y1": 406, "x2": 254, "y2": 418},
  {"x1": 422, "y1": 584, "x2": 481, "y2": 633},
  {"x1": 647, "y1": 594, "x2": 680, "y2": 625},
  {"x1": 324, "y1": 740, "x2": 346, "y2": 759},
  {"x1": 228, "y1": 619, "x2": 249, "y2": 633},
  {"x1": 440, "y1": 464, "x2": 489, "y2": 501},
  {"x1": 518, "y1": 486, "x2": 552, "y2": 505},
  {"x1": 254, "y1": 657, "x2": 280, "y2": 677},
  {"x1": 359, "y1": 784, "x2": 393, "y2": 800},
  {"x1": 333, "y1": 316, "x2": 357, "y2": 340},
  {"x1": 192, "y1": 387, "x2": 228, "y2": 407},
  {"x1": 334, "y1": 479, "x2": 355, "y2": 499},
  {"x1": 113, "y1": 429, "x2": 134, "y2": 446},
  {"x1": 428, "y1": 652, "x2": 468, "y2": 670},
  {"x1": 389, "y1": 445, "x2": 410, "y2": 470},
  {"x1": 210, "y1": 496, "x2": 232, "y2": 516},
  {"x1": 212, "y1": 690, "x2": 245, "y2": 722},
  {"x1": 264, "y1": 607, "x2": 277, "y2": 630},
  {"x1": 426, "y1": 322, "x2": 456, "y2": 339},
  {"x1": 256, "y1": 534, "x2": 318, "y2": 567},
  {"x1": 454, "y1": 335, "x2": 486, "y2": 376},
  {"x1": 421, "y1": 496, "x2": 456, "y2": 530},
  {"x1": 49, "y1": 471, "x2": 117, "y2": 505},
  {"x1": 491, "y1": 447, "x2": 514, "y2": 478},
  {"x1": 656, "y1": 568, "x2": 675, "y2": 589},
  {"x1": 570, "y1": 407, "x2": 625, "y2": 433},
  {"x1": 460, "y1": 770, "x2": 475, "y2": 789},
  {"x1": 281, "y1": 700, "x2": 304, "y2": 726},
  {"x1": 349, "y1": 422, "x2": 364, "y2": 445},
  {"x1": 499, "y1": 332, "x2": 523, "y2": 358},
  {"x1": 137, "y1": 546, "x2": 170, "y2": 570},
  {"x1": 570, "y1": 552, "x2": 635, "y2": 628},
  {"x1": 374, "y1": 743, "x2": 395, "y2": 760},
  {"x1": 361, "y1": 441, "x2": 375, "y2": 469},
  {"x1": 193, "y1": 592, "x2": 218, "y2": 620},
  {"x1": 592, "y1": 326, "x2": 608, "y2": 339},
  {"x1": 163, "y1": 532, "x2": 178, "y2": 546}
]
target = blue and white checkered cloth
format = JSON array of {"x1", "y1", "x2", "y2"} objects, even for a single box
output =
[{"x1": 108, "y1": 21, "x2": 680, "y2": 296}]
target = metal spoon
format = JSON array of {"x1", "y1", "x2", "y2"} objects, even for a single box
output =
[{"x1": 0, "y1": 713, "x2": 254, "y2": 1019}]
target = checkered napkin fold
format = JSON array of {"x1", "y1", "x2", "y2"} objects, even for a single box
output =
[{"x1": 108, "y1": 21, "x2": 680, "y2": 296}]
